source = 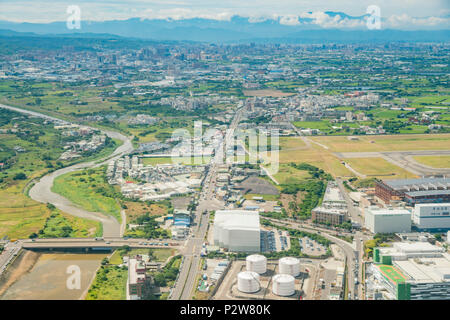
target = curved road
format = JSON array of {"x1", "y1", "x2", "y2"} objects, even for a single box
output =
[{"x1": 0, "y1": 104, "x2": 134, "y2": 238}]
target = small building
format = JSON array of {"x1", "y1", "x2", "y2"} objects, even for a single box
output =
[
  {"x1": 311, "y1": 207, "x2": 346, "y2": 225},
  {"x1": 128, "y1": 257, "x2": 150, "y2": 300}
]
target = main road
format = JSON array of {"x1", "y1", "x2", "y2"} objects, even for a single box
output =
[
  {"x1": 170, "y1": 106, "x2": 244, "y2": 300},
  {"x1": 0, "y1": 103, "x2": 134, "y2": 238}
]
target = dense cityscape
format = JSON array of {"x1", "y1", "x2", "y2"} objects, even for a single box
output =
[{"x1": 0, "y1": 0, "x2": 449, "y2": 309}]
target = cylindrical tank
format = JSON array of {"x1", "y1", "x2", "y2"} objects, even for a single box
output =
[
  {"x1": 279, "y1": 257, "x2": 300, "y2": 277},
  {"x1": 237, "y1": 271, "x2": 260, "y2": 293},
  {"x1": 246, "y1": 254, "x2": 267, "y2": 274},
  {"x1": 272, "y1": 274, "x2": 295, "y2": 296}
]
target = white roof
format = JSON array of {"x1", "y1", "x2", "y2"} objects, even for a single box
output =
[
  {"x1": 393, "y1": 242, "x2": 443, "y2": 254},
  {"x1": 368, "y1": 208, "x2": 411, "y2": 216},
  {"x1": 394, "y1": 255, "x2": 450, "y2": 283},
  {"x1": 214, "y1": 210, "x2": 260, "y2": 231}
]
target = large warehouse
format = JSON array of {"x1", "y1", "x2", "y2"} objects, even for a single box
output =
[
  {"x1": 213, "y1": 210, "x2": 260, "y2": 252},
  {"x1": 412, "y1": 203, "x2": 450, "y2": 231},
  {"x1": 369, "y1": 242, "x2": 450, "y2": 300},
  {"x1": 364, "y1": 207, "x2": 411, "y2": 234},
  {"x1": 375, "y1": 178, "x2": 450, "y2": 204}
]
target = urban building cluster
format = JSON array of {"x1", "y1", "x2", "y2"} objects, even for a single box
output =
[
  {"x1": 367, "y1": 241, "x2": 450, "y2": 300},
  {"x1": 107, "y1": 155, "x2": 205, "y2": 201}
]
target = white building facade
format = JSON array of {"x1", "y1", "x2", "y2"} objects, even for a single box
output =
[
  {"x1": 365, "y1": 207, "x2": 411, "y2": 234},
  {"x1": 213, "y1": 210, "x2": 260, "y2": 252},
  {"x1": 412, "y1": 203, "x2": 450, "y2": 230}
]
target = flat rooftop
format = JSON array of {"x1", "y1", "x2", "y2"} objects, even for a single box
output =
[
  {"x1": 394, "y1": 254, "x2": 450, "y2": 283},
  {"x1": 384, "y1": 178, "x2": 450, "y2": 189},
  {"x1": 214, "y1": 210, "x2": 260, "y2": 231},
  {"x1": 368, "y1": 208, "x2": 411, "y2": 216}
]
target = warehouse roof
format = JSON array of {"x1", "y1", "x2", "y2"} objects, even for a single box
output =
[
  {"x1": 214, "y1": 210, "x2": 260, "y2": 231},
  {"x1": 405, "y1": 189, "x2": 450, "y2": 197},
  {"x1": 384, "y1": 178, "x2": 450, "y2": 189}
]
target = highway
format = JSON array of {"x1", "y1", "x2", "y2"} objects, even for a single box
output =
[
  {"x1": 0, "y1": 103, "x2": 134, "y2": 238},
  {"x1": 20, "y1": 238, "x2": 181, "y2": 250},
  {"x1": 171, "y1": 106, "x2": 244, "y2": 300}
]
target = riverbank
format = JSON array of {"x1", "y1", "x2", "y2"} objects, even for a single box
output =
[{"x1": 0, "y1": 249, "x2": 40, "y2": 298}]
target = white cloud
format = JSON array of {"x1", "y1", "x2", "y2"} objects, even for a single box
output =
[
  {"x1": 279, "y1": 15, "x2": 300, "y2": 26},
  {"x1": 0, "y1": 0, "x2": 448, "y2": 30}
]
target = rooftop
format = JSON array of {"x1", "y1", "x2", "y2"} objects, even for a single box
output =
[
  {"x1": 384, "y1": 178, "x2": 450, "y2": 189},
  {"x1": 214, "y1": 210, "x2": 260, "y2": 231},
  {"x1": 394, "y1": 254, "x2": 450, "y2": 283},
  {"x1": 367, "y1": 208, "x2": 411, "y2": 216}
]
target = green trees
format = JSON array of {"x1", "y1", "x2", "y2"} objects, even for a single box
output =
[{"x1": 13, "y1": 172, "x2": 27, "y2": 180}]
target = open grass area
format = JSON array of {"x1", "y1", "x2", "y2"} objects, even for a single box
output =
[
  {"x1": 37, "y1": 210, "x2": 102, "y2": 238},
  {"x1": 272, "y1": 164, "x2": 311, "y2": 184},
  {"x1": 267, "y1": 140, "x2": 354, "y2": 178},
  {"x1": 85, "y1": 265, "x2": 128, "y2": 300},
  {"x1": 52, "y1": 167, "x2": 122, "y2": 222},
  {"x1": 310, "y1": 134, "x2": 450, "y2": 152},
  {"x1": 413, "y1": 155, "x2": 450, "y2": 168},
  {"x1": 124, "y1": 201, "x2": 169, "y2": 223},
  {"x1": 0, "y1": 109, "x2": 105, "y2": 239},
  {"x1": 279, "y1": 136, "x2": 308, "y2": 150},
  {"x1": 109, "y1": 248, "x2": 177, "y2": 265},
  {"x1": 344, "y1": 157, "x2": 417, "y2": 179}
]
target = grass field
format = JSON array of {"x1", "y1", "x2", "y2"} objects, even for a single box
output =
[
  {"x1": 413, "y1": 155, "x2": 450, "y2": 168},
  {"x1": 52, "y1": 167, "x2": 122, "y2": 222},
  {"x1": 0, "y1": 111, "x2": 106, "y2": 239},
  {"x1": 273, "y1": 164, "x2": 311, "y2": 184},
  {"x1": 344, "y1": 158, "x2": 418, "y2": 179},
  {"x1": 85, "y1": 265, "x2": 128, "y2": 300},
  {"x1": 378, "y1": 264, "x2": 407, "y2": 284},
  {"x1": 109, "y1": 248, "x2": 176, "y2": 265},
  {"x1": 124, "y1": 201, "x2": 169, "y2": 223},
  {"x1": 268, "y1": 142, "x2": 354, "y2": 178},
  {"x1": 263, "y1": 134, "x2": 445, "y2": 179},
  {"x1": 310, "y1": 134, "x2": 450, "y2": 152}
]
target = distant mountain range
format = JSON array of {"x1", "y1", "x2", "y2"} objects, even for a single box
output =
[{"x1": 0, "y1": 15, "x2": 448, "y2": 43}]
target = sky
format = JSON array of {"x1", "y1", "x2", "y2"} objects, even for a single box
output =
[{"x1": 0, "y1": 0, "x2": 449, "y2": 29}]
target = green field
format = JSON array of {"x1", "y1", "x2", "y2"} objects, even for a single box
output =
[
  {"x1": 378, "y1": 264, "x2": 407, "y2": 284},
  {"x1": 52, "y1": 167, "x2": 122, "y2": 222},
  {"x1": 413, "y1": 155, "x2": 450, "y2": 168},
  {"x1": 344, "y1": 157, "x2": 417, "y2": 179},
  {"x1": 0, "y1": 109, "x2": 105, "y2": 239},
  {"x1": 85, "y1": 265, "x2": 128, "y2": 300}
]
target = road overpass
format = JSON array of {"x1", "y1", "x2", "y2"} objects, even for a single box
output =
[{"x1": 20, "y1": 238, "x2": 181, "y2": 251}]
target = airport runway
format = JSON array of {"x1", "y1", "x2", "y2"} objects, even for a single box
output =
[{"x1": 335, "y1": 150, "x2": 450, "y2": 176}]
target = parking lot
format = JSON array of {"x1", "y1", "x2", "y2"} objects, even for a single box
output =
[{"x1": 299, "y1": 237, "x2": 327, "y2": 256}]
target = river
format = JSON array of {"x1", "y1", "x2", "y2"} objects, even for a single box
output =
[{"x1": 0, "y1": 253, "x2": 107, "y2": 300}]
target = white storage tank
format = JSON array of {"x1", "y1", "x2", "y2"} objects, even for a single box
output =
[
  {"x1": 246, "y1": 254, "x2": 267, "y2": 274},
  {"x1": 272, "y1": 274, "x2": 295, "y2": 296},
  {"x1": 237, "y1": 271, "x2": 260, "y2": 293},
  {"x1": 279, "y1": 257, "x2": 300, "y2": 277}
]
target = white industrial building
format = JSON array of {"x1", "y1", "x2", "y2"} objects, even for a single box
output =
[
  {"x1": 412, "y1": 203, "x2": 450, "y2": 230},
  {"x1": 364, "y1": 207, "x2": 411, "y2": 234},
  {"x1": 369, "y1": 242, "x2": 450, "y2": 300},
  {"x1": 213, "y1": 210, "x2": 260, "y2": 252}
]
